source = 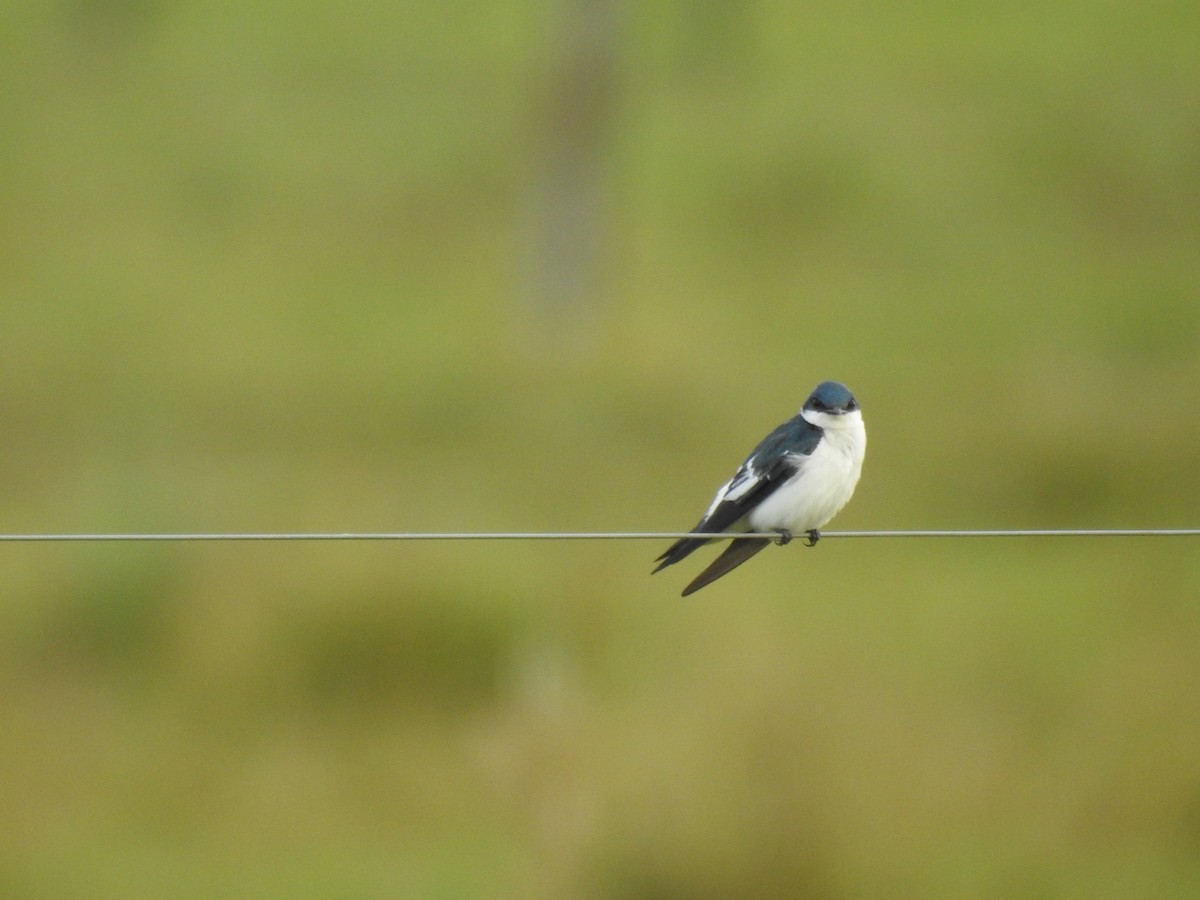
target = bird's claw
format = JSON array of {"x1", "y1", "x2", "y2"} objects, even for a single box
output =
[
  {"x1": 774, "y1": 529, "x2": 793, "y2": 546},
  {"x1": 804, "y1": 529, "x2": 821, "y2": 547}
]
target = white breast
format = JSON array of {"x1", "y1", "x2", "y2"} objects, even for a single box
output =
[{"x1": 747, "y1": 412, "x2": 866, "y2": 534}]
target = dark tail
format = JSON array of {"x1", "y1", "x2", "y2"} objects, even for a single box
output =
[{"x1": 680, "y1": 538, "x2": 770, "y2": 596}]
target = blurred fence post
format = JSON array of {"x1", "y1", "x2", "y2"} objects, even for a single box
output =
[{"x1": 520, "y1": 0, "x2": 619, "y2": 351}]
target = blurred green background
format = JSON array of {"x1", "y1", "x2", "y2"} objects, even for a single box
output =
[{"x1": 2, "y1": 1, "x2": 1199, "y2": 896}]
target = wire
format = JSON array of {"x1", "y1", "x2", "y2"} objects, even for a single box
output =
[
  {"x1": 817, "y1": 529, "x2": 1200, "y2": 538},
  {"x1": 0, "y1": 529, "x2": 1197, "y2": 542}
]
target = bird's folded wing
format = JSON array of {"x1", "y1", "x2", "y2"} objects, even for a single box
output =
[{"x1": 653, "y1": 452, "x2": 803, "y2": 571}]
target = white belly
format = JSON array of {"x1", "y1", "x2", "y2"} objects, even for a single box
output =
[{"x1": 747, "y1": 421, "x2": 865, "y2": 534}]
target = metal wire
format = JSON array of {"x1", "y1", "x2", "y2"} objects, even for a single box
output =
[{"x1": 0, "y1": 529, "x2": 1196, "y2": 542}]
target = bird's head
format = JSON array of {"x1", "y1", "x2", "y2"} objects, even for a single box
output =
[{"x1": 801, "y1": 381, "x2": 862, "y2": 428}]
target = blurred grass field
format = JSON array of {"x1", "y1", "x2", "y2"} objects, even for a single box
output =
[{"x1": 2, "y1": 2, "x2": 1200, "y2": 897}]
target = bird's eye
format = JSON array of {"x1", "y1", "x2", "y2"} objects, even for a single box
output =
[{"x1": 846, "y1": 399, "x2": 858, "y2": 411}]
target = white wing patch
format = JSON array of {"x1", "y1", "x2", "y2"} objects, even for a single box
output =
[
  {"x1": 700, "y1": 462, "x2": 765, "y2": 522},
  {"x1": 723, "y1": 465, "x2": 765, "y2": 502}
]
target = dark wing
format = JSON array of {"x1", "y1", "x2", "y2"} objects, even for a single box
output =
[
  {"x1": 653, "y1": 414, "x2": 822, "y2": 573},
  {"x1": 650, "y1": 468, "x2": 780, "y2": 572}
]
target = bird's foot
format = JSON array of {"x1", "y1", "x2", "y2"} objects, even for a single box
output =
[
  {"x1": 803, "y1": 529, "x2": 821, "y2": 547},
  {"x1": 773, "y1": 529, "x2": 793, "y2": 546}
]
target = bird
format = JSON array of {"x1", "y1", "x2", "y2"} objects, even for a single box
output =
[{"x1": 653, "y1": 380, "x2": 866, "y2": 596}]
